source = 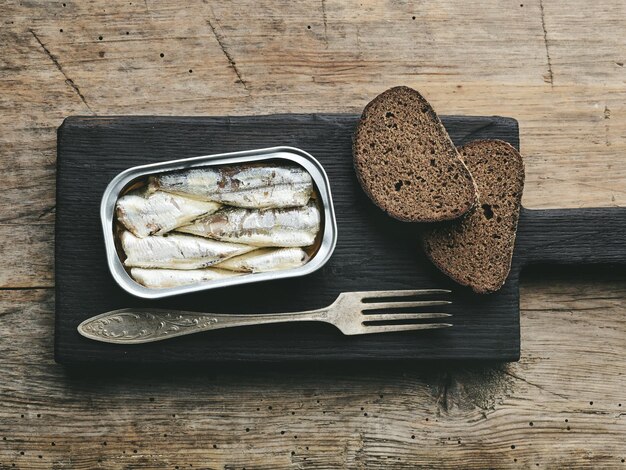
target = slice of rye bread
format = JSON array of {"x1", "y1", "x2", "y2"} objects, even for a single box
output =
[
  {"x1": 353, "y1": 86, "x2": 478, "y2": 222},
  {"x1": 421, "y1": 139, "x2": 525, "y2": 294}
]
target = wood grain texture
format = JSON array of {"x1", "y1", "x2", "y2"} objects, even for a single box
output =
[
  {"x1": 0, "y1": 0, "x2": 625, "y2": 467},
  {"x1": 1, "y1": 276, "x2": 625, "y2": 469}
]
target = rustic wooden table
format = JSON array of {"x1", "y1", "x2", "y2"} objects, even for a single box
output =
[{"x1": 1, "y1": 1, "x2": 624, "y2": 468}]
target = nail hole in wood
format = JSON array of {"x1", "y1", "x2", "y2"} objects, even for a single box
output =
[
  {"x1": 98, "y1": 35, "x2": 103, "y2": 40},
  {"x1": 160, "y1": 53, "x2": 164, "y2": 58}
]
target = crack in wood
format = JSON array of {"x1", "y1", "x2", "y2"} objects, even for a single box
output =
[
  {"x1": 205, "y1": 17, "x2": 249, "y2": 92},
  {"x1": 539, "y1": 0, "x2": 554, "y2": 87},
  {"x1": 436, "y1": 372, "x2": 452, "y2": 413},
  {"x1": 321, "y1": 0, "x2": 329, "y2": 48},
  {"x1": 502, "y1": 370, "x2": 568, "y2": 400},
  {"x1": 29, "y1": 29, "x2": 95, "y2": 114},
  {"x1": 604, "y1": 105, "x2": 611, "y2": 146},
  {"x1": 38, "y1": 205, "x2": 56, "y2": 219}
]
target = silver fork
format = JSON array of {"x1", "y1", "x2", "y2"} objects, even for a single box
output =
[{"x1": 77, "y1": 289, "x2": 452, "y2": 344}]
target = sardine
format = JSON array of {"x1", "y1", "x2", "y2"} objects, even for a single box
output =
[
  {"x1": 116, "y1": 190, "x2": 221, "y2": 238},
  {"x1": 215, "y1": 247, "x2": 308, "y2": 273},
  {"x1": 176, "y1": 203, "x2": 320, "y2": 247},
  {"x1": 120, "y1": 231, "x2": 255, "y2": 269},
  {"x1": 130, "y1": 267, "x2": 240, "y2": 289},
  {"x1": 149, "y1": 164, "x2": 313, "y2": 209}
]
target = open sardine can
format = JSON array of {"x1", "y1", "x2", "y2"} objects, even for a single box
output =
[{"x1": 101, "y1": 146, "x2": 338, "y2": 299}]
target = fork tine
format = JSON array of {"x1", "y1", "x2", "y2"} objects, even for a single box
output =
[
  {"x1": 362, "y1": 300, "x2": 451, "y2": 310},
  {"x1": 360, "y1": 289, "x2": 451, "y2": 300},
  {"x1": 359, "y1": 323, "x2": 453, "y2": 334},
  {"x1": 362, "y1": 313, "x2": 452, "y2": 322}
]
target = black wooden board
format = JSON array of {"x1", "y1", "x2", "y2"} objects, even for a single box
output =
[{"x1": 55, "y1": 114, "x2": 626, "y2": 365}]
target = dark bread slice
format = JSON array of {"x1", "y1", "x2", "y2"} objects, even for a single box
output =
[
  {"x1": 422, "y1": 140, "x2": 524, "y2": 294},
  {"x1": 421, "y1": 140, "x2": 525, "y2": 294},
  {"x1": 353, "y1": 86, "x2": 477, "y2": 222}
]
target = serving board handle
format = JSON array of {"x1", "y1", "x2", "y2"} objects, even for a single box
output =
[{"x1": 516, "y1": 207, "x2": 626, "y2": 266}]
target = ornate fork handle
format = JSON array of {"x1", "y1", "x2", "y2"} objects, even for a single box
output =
[{"x1": 78, "y1": 308, "x2": 332, "y2": 344}]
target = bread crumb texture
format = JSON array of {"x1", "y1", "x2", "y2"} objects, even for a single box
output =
[
  {"x1": 421, "y1": 140, "x2": 525, "y2": 293},
  {"x1": 353, "y1": 86, "x2": 477, "y2": 222}
]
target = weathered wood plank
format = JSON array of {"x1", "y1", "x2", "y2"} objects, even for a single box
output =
[
  {"x1": 0, "y1": 277, "x2": 624, "y2": 468},
  {"x1": 1, "y1": 0, "x2": 624, "y2": 228},
  {"x1": 0, "y1": 0, "x2": 624, "y2": 467},
  {"x1": 0, "y1": 224, "x2": 54, "y2": 288}
]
